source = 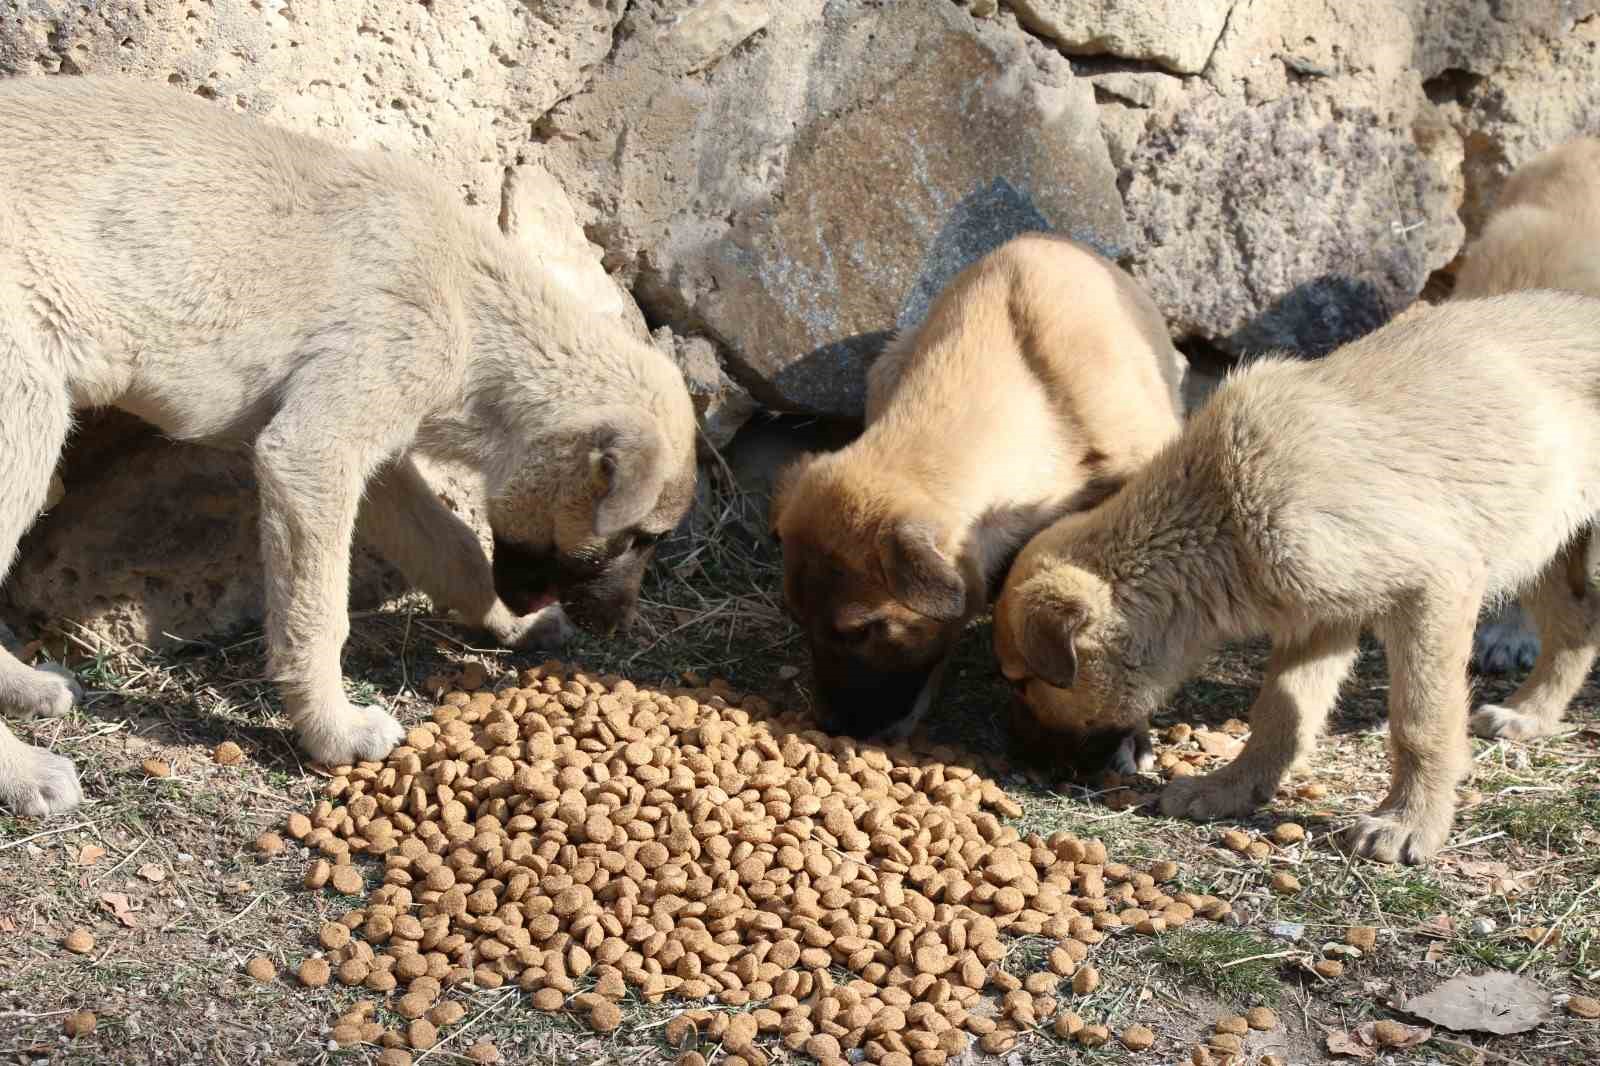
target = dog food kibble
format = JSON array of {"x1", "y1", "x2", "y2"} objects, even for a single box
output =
[
  {"x1": 1215, "y1": 1016, "x2": 1249, "y2": 1036},
  {"x1": 1208, "y1": 1032, "x2": 1244, "y2": 1054},
  {"x1": 277, "y1": 665, "x2": 1242, "y2": 1058},
  {"x1": 458, "y1": 661, "x2": 488, "y2": 690},
  {"x1": 1270, "y1": 822, "x2": 1305, "y2": 846},
  {"x1": 1244, "y1": 840, "x2": 1273, "y2": 861},
  {"x1": 63, "y1": 928, "x2": 95, "y2": 955},
  {"x1": 1120, "y1": 1024, "x2": 1156, "y2": 1051},
  {"x1": 1372, "y1": 1020, "x2": 1413, "y2": 1047},
  {"x1": 1268, "y1": 871, "x2": 1301, "y2": 895},
  {"x1": 214, "y1": 741, "x2": 245, "y2": 766},
  {"x1": 1568, "y1": 996, "x2": 1600, "y2": 1020},
  {"x1": 141, "y1": 758, "x2": 172, "y2": 779},
  {"x1": 254, "y1": 831, "x2": 285, "y2": 856},
  {"x1": 1245, "y1": 1006, "x2": 1278, "y2": 1031},
  {"x1": 1261, "y1": 1056, "x2": 1287, "y2": 1066},
  {"x1": 297, "y1": 958, "x2": 331, "y2": 988},
  {"x1": 376, "y1": 1051, "x2": 413, "y2": 1066},
  {"x1": 1345, "y1": 925, "x2": 1378, "y2": 951},
  {"x1": 464, "y1": 1043, "x2": 501, "y2": 1065},
  {"x1": 1313, "y1": 959, "x2": 1345, "y2": 979},
  {"x1": 1220, "y1": 830, "x2": 1251, "y2": 853},
  {"x1": 245, "y1": 956, "x2": 277, "y2": 982},
  {"x1": 63, "y1": 1011, "x2": 97, "y2": 1038},
  {"x1": 1076, "y1": 1024, "x2": 1110, "y2": 1048}
]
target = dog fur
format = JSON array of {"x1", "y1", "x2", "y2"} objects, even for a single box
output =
[
  {"x1": 770, "y1": 233, "x2": 1186, "y2": 743},
  {"x1": 1451, "y1": 138, "x2": 1600, "y2": 680},
  {"x1": 994, "y1": 290, "x2": 1600, "y2": 864},
  {"x1": 0, "y1": 75, "x2": 697, "y2": 818}
]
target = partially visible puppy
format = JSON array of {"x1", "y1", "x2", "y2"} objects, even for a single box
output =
[
  {"x1": 1449, "y1": 138, "x2": 1600, "y2": 680},
  {"x1": 994, "y1": 290, "x2": 1600, "y2": 865},
  {"x1": 770, "y1": 233, "x2": 1186, "y2": 751}
]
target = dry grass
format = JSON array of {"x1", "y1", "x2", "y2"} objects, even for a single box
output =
[{"x1": 2, "y1": 462, "x2": 1599, "y2": 1065}]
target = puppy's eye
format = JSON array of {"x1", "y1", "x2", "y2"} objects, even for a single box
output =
[
  {"x1": 832, "y1": 620, "x2": 876, "y2": 646},
  {"x1": 633, "y1": 531, "x2": 662, "y2": 550}
]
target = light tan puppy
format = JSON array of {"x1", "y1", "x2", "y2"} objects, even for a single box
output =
[
  {"x1": 1452, "y1": 139, "x2": 1600, "y2": 685},
  {"x1": 995, "y1": 290, "x2": 1600, "y2": 865},
  {"x1": 0, "y1": 75, "x2": 697, "y2": 818},
  {"x1": 770, "y1": 233, "x2": 1186, "y2": 748}
]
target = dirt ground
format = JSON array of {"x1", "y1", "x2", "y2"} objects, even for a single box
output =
[{"x1": 2, "y1": 466, "x2": 1597, "y2": 1066}]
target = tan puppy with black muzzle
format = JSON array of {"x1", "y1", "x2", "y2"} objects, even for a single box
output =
[
  {"x1": 770, "y1": 233, "x2": 1186, "y2": 752},
  {"x1": 995, "y1": 289, "x2": 1600, "y2": 865},
  {"x1": 0, "y1": 75, "x2": 697, "y2": 818},
  {"x1": 1451, "y1": 139, "x2": 1600, "y2": 694}
]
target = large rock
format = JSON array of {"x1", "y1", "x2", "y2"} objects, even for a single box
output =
[
  {"x1": 1008, "y1": 0, "x2": 1234, "y2": 75},
  {"x1": 534, "y1": 0, "x2": 1130, "y2": 417}
]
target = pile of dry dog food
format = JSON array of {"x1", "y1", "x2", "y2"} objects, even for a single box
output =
[{"x1": 269, "y1": 662, "x2": 1245, "y2": 1065}]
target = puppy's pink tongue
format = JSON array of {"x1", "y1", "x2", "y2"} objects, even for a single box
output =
[{"x1": 526, "y1": 592, "x2": 558, "y2": 614}]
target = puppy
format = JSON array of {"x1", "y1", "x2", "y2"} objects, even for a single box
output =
[
  {"x1": 0, "y1": 76, "x2": 697, "y2": 818},
  {"x1": 995, "y1": 290, "x2": 1600, "y2": 865},
  {"x1": 1449, "y1": 138, "x2": 1600, "y2": 680},
  {"x1": 770, "y1": 233, "x2": 1186, "y2": 744}
]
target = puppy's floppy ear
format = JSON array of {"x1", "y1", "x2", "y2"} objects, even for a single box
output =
[
  {"x1": 878, "y1": 520, "x2": 966, "y2": 622},
  {"x1": 589, "y1": 407, "x2": 669, "y2": 538},
  {"x1": 1016, "y1": 569, "x2": 1104, "y2": 688},
  {"x1": 768, "y1": 451, "x2": 818, "y2": 540}
]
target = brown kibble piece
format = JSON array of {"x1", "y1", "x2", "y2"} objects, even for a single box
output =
[
  {"x1": 1220, "y1": 830, "x2": 1250, "y2": 853},
  {"x1": 1120, "y1": 1024, "x2": 1155, "y2": 1051},
  {"x1": 377, "y1": 1051, "x2": 413, "y2": 1066},
  {"x1": 297, "y1": 957, "x2": 331, "y2": 987},
  {"x1": 1075, "y1": 1025, "x2": 1109, "y2": 1047},
  {"x1": 1313, "y1": 959, "x2": 1344, "y2": 979},
  {"x1": 408, "y1": 1019, "x2": 439, "y2": 1049},
  {"x1": 1345, "y1": 925, "x2": 1377, "y2": 951},
  {"x1": 1053, "y1": 1011, "x2": 1083, "y2": 1038},
  {"x1": 1208, "y1": 1033, "x2": 1243, "y2": 1054},
  {"x1": 63, "y1": 1011, "x2": 97, "y2": 1038},
  {"x1": 1215, "y1": 1016, "x2": 1248, "y2": 1036},
  {"x1": 1245, "y1": 1006, "x2": 1277, "y2": 1031},
  {"x1": 430, "y1": 1002, "x2": 468, "y2": 1027},
  {"x1": 244, "y1": 956, "x2": 276, "y2": 982},
  {"x1": 254, "y1": 831, "x2": 285, "y2": 856},
  {"x1": 1372, "y1": 1020, "x2": 1412, "y2": 1047},
  {"x1": 465, "y1": 1044, "x2": 502, "y2": 1065},
  {"x1": 1566, "y1": 996, "x2": 1600, "y2": 1020},
  {"x1": 64, "y1": 928, "x2": 95, "y2": 955},
  {"x1": 1071, "y1": 965, "x2": 1099, "y2": 996},
  {"x1": 591, "y1": 1001, "x2": 623, "y2": 1032},
  {"x1": 141, "y1": 758, "x2": 171, "y2": 779},
  {"x1": 1270, "y1": 822, "x2": 1305, "y2": 845},
  {"x1": 214, "y1": 741, "x2": 244, "y2": 766},
  {"x1": 1268, "y1": 871, "x2": 1300, "y2": 895},
  {"x1": 676, "y1": 1055, "x2": 707, "y2": 1066},
  {"x1": 331, "y1": 865, "x2": 362, "y2": 894}
]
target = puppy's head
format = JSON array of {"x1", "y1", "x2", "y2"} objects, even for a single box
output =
[
  {"x1": 770, "y1": 453, "x2": 976, "y2": 739},
  {"x1": 490, "y1": 387, "x2": 697, "y2": 635},
  {"x1": 993, "y1": 550, "x2": 1152, "y2": 776}
]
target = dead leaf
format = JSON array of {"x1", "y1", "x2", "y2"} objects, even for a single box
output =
[
  {"x1": 1424, "y1": 942, "x2": 1447, "y2": 964},
  {"x1": 1325, "y1": 1030, "x2": 1376, "y2": 1059},
  {"x1": 1405, "y1": 971, "x2": 1551, "y2": 1035},
  {"x1": 98, "y1": 892, "x2": 139, "y2": 929},
  {"x1": 0, "y1": 916, "x2": 16, "y2": 933},
  {"x1": 1356, "y1": 1020, "x2": 1433, "y2": 1049},
  {"x1": 1415, "y1": 914, "x2": 1455, "y2": 938},
  {"x1": 1452, "y1": 859, "x2": 1510, "y2": 881},
  {"x1": 75, "y1": 844, "x2": 106, "y2": 867},
  {"x1": 136, "y1": 864, "x2": 166, "y2": 883},
  {"x1": 1196, "y1": 731, "x2": 1244, "y2": 759}
]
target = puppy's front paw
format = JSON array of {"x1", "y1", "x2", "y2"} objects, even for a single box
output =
[
  {"x1": 0, "y1": 663, "x2": 81, "y2": 721},
  {"x1": 297, "y1": 703, "x2": 405, "y2": 766},
  {"x1": 1341, "y1": 809, "x2": 1451, "y2": 866},
  {"x1": 1110, "y1": 731, "x2": 1155, "y2": 775},
  {"x1": 493, "y1": 603, "x2": 576, "y2": 651},
  {"x1": 1159, "y1": 767, "x2": 1271, "y2": 821},
  {"x1": 0, "y1": 743, "x2": 83, "y2": 818},
  {"x1": 1471, "y1": 703, "x2": 1560, "y2": 741}
]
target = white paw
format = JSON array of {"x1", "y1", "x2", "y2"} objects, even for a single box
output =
[
  {"x1": 1471, "y1": 703, "x2": 1558, "y2": 741},
  {"x1": 494, "y1": 603, "x2": 576, "y2": 651},
  {"x1": 0, "y1": 663, "x2": 81, "y2": 720},
  {"x1": 297, "y1": 703, "x2": 405, "y2": 765},
  {"x1": 1342, "y1": 810, "x2": 1450, "y2": 866},
  {"x1": 0, "y1": 743, "x2": 83, "y2": 818},
  {"x1": 1473, "y1": 614, "x2": 1538, "y2": 674}
]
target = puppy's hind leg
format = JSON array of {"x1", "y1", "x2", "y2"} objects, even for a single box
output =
[
  {"x1": 357, "y1": 456, "x2": 573, "y2": 650},
  {"x1": 0, "y1": 348, "x2": 83, "y2": 816},
  {"x1": 1162, "y1": 623, "x2": 1358, "y2": 821},
  {"x1": 254, "y1": 391, "x2": 412, "y2": 767},
  {"x1": 1474, "y1": 531, "x2": 1600, "y2": 740},
  {"x1": 1472, "y1": 600, "x2": 1539, "y2": 675},
  {"x1": 1346, "y1": 582, "x2": 1479, "y2": 865}
]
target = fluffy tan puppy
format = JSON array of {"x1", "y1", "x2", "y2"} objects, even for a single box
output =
[
  {"x1": 770, "y1": 233, "x2": 1186, "y2": 747},
  {"x1": 1452, "y1": 139, "x2": 1600, "y2": 685},
  {"x1": 995, "y1": 290, "x2": 1600, "y2": 864},
  {"x1": 0, "y1": 75, "x2": 696, "y2": 818}
]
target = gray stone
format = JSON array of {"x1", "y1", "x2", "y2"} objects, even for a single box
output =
[{"x1": 1008, "y1": 0, "x2": 1234, "y2": 74}]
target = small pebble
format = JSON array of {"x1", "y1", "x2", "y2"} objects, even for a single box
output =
[{"x1": 1470, "y1": 917, "x2": 1497, "y2": 936}]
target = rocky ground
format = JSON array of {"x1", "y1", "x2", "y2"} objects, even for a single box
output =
[{"x1": 1, "y1": 467, "x2": 1596, "y2": 1066}]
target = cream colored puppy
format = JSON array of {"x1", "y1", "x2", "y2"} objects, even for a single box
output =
[
  {"x1": 0, "y1": 75, "x2": 697, "y2": 818},
  {"x1": 1451, "y1": 139, "x2": 1600, "y2": 687},
  {"x1": 770, "y1": 234, "x2": 1185, "y2": 748},
  {"x1": 995, "y1": 291, "x2": 1600, "y2": 865}
]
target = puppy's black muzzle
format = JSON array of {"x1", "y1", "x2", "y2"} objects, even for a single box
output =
[
  {"x1": 491, "y1": 536, "x2": 650, "y2": 636},
  {"x1": 811, "y1": 653, "x2": 937, "y2": 739},
  {"x1": 1004, "y1": 691, "x2": 1135, "y2": 778}
]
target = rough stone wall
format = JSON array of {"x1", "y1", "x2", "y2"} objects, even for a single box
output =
[{"x1": 3, "y1": 0, "x2": 1598, "y2": 647}]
